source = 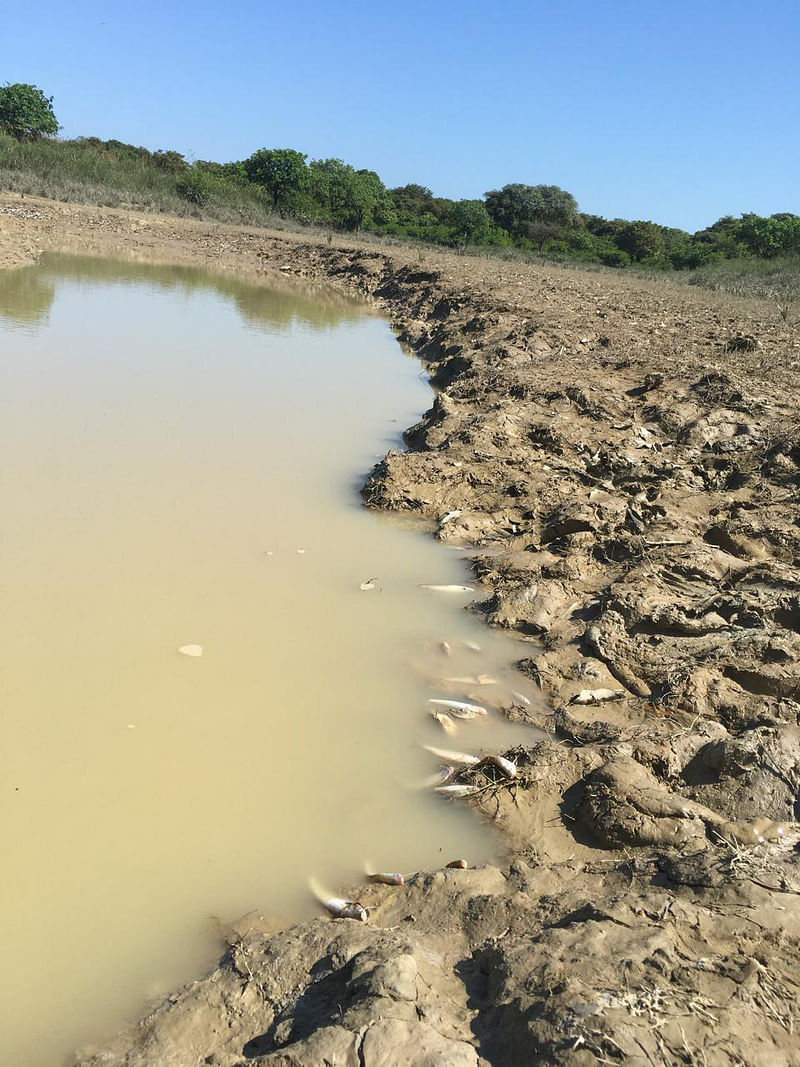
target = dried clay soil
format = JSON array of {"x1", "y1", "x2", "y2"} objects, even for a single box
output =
[{"x1": 2, "y1": 195, "x2": 800, "y2": 1066}]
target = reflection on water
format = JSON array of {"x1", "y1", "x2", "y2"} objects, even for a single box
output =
[
  {"x1": 0, "y1": 255, "x2": 541, "y2": 1066},
  {"x1": 27, "y1": 253, "x2": 368, "y2": 333},
  {"x1": 0, "y1": 263, "x2": 56, "y2": 327}
]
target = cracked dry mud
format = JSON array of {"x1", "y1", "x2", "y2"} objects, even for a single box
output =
[{"x1": 2, "y1": 196, "x2": 799, "y2": 1066}]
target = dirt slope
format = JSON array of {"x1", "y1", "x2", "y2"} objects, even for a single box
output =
[{"x1": 2, "y1": 194, "x2": 799, "y2": 1066}]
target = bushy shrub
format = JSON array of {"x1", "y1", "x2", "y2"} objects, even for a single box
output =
[
  {"x1": 153, "y1": 149, "x2": 189, "y2": 174},
  {"x1": 175, "y1": 170, "x2": 209, "y2": 206},
  {"x1": 599, "y1": 247, "x2": 631, "y2": 268}
]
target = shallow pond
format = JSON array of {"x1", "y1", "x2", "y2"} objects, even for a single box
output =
[{"x1": 0, "y1": 255, "x2": 541, "y2": 1065}]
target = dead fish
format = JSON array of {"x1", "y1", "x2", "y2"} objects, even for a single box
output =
[
  {"x1": 429, "y1": 698, "x2": 488, "y2": 718},
  {"x1": 309, "y1": 878, "x2": 368, "y2": 922},
  {"x1": 751, "y1": 818, "x2": 788, "y2": 843},
  {"x1": 511, "y1": 692, "x2": 531, "y2": 706},
  {"x1": 441, "y1": 674, "x2": 498, "y2": 686},
  {"x1": 446, "y1": 706, "x2": 486, "y2": 721},
  {"x1": 446, "y1": 859, "x2": 468, "y2": 869},
  {"x1": 439, "y1": 509, "x2": 462, "y2": 527},
  {"x1": 423, "y1": 745, "x2": 481, "y2": 766},
  {"x1": 420, "y1": 584, "x2": 475, "y2": 593},
  {"x1": 430, "y1": 710, "x2": 457, "y2": 733},
  {"x1": 440, "y1": 641, "x2": 452, "y2": 657},
  {"x1": 435, "y1": 784, "x2": 478, "y2": 798},
  {"x1": 178, "y1": 644, "x2": 203, "y2": 657},
  {"x1": 367, "y1": 872, "x2": 404, "y2": 886},
  {"x1": 482, "y1": 754, "x2": 518, "y2": 779},
  {"x1": 359, "y1": 578, "x2": 378, "y2": 591},
  {"x1": 714, "y1": 821, "x2": 766, "y2": 846},
  {"x1": 569, "y1": 688, "x2": 625, "y2": 706},
  {"x1": 462, "y1": 640, "x2": 481, "y2": 653},
  {"x1": 414, "y1": 765, "x2": 457, "y2": 789},
  {"x1": 364, "y1": 862, "x2": 405, "y2": 886}
]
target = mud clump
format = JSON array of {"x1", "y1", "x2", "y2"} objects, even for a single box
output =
[{"x1": 3, "y1": 195, "x2": 800, "y2": 1066}]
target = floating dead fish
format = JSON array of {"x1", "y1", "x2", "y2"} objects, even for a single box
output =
[
  {"x1": 178, "y1": 644, "x2": 203, "y2": 657},
  {"x1": 569, "y1": 688, "x2": 625, "y2": 706},
  {"x1": 364, "y1": 862, "x2": 405, "y2": 886},
  {"x1": 442, "y1": 675, "x2": 498, "y2": 686},
  {"x1": 511, "y1": 692, "x2": 531, "y2": 706},
  {"x1": 446, "y1": 859, "x2": 468, "y2": 869},
  {"x1": 423, "y1": 745, "x2": 481, "y2": 766},
  {"x1": 296, "y1": 548, "x2": 306, "y2": 554},
  {"x1": 440, "y1": 641, "x2": 452, "y2": 657},
  {"x1": 430, "y1": 710, "x2": 457, "y2": 733},
  {"x1": 420, "y1": 584, "x2": 475, "y2": 593},
  {"x1": 482, "y1": 754, "x2": 518, "y2": 779},
  {"x1": 309, "y1": 878, "x2": 368, "y2": 922},
  {"x1": 462, "y1": 640, "x2": 481, "y2": 653},
  {"x1": 429, "y1": 698, "x2": 488, "y2": 719},
  {"x1": 411, "y1": 765, "x2": 457, "y2": 790},
  {"x1": 445, "y1": 707, "x2": 486, "y2": 721},
  {"x1": 435, "y1": 784, "x2": 479, "y2": 798},
  {"x1": 359, "y1": 578, "x2": 378, "y2": 591},
  {"x1": 439, "y1": 509, "x2": 462, "y2": 527}
]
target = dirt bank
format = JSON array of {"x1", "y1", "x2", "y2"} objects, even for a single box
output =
[{"x1": 3, "y1": 194, "x2": 799, "y2": 1066}]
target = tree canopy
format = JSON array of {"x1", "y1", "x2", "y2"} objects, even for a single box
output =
[
  {"x1": 447, "y1": 200, "x2": 492, "y2": 247},
  {"x1": 243, "y1": 148, "x2": 308, "y2": 210},
  {"x1": 307, "y1": 159, "x2": 395, "y2": 231},
  {"x1": 0, "y1": 83, "x2": 58, "y2": 140},
  {"x1": 484, "y1": 183, "x2": 578, "y2": 236}
]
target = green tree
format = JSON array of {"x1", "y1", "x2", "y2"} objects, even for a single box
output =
[
  {"x1": 244, "y1": 148, "x2": 308, "y2": 210},
  {"x1": 308, "y1": 159, "x2": 392, "y2": 230},
  {"x1": 518, "y1": 220, "x2": 564, "y2": 249},
  {"x1": 693, "y1": 215, "x2": 746, "y2": 259},
  {"x1": 0, "y1": 82, "x2": 58, "y2": 140},
  {"x1": 615, "y1": 220, "x2": 665, "y2": 262},
  {"x1": 354, "y1": 170, "x2": 396, "y2": 229},
  {"x1": 389, "y1": 183, "x2": 435, "y2": 215},
  {"x1": 736, "y1": 214, "x2": 800, "y2": 257},
  {"x1": 484, "y1": 183, "x2": 578, "y2": 237},
  {"x1": 447, "y1": 199, "x2": 492, "y2": 247}
]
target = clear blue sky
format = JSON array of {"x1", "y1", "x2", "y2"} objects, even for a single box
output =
[{"x1": 4, "y1": 0, "x2": 798, "y2": 232}]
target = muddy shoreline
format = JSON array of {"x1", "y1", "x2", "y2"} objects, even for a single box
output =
[{"x1": 2, "y1": 194, "x2": 800, "y2": 1066}]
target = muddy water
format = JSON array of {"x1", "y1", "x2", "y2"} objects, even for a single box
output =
[{"x1": 0, "y1": 255, "x2": 540, "y2": 1065}]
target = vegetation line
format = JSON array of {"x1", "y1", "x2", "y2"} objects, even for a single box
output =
[{"x1": 1, "y1": 81, "x2": 798, "y2": 312}]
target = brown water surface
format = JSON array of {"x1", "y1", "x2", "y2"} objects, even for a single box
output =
[{"x1": 0, "y1": 255, "x2": 541, "y2": 1065}]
